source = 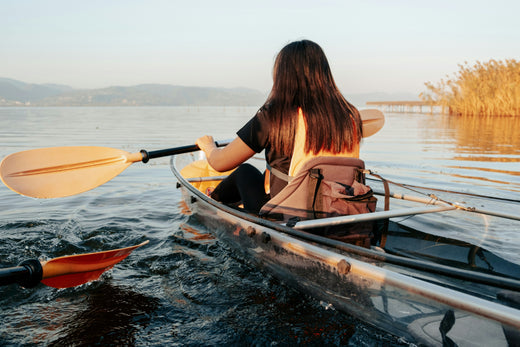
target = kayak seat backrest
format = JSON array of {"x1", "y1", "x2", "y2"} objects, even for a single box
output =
[{"x1": 259, "y1": 156, "x2": 377, "y2": 223}]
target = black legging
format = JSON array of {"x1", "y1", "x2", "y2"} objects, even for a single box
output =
[{"x1": 210, "y1": 164, "x2": 270, "y2": 214}]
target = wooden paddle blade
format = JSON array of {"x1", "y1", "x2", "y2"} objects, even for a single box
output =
[
  {"x1": 0, "y1": 146, "x2": 142, "y2": 198},
  {"x1": 40, "y1": 240, "x2": 149, "y2": 288},
  {"x1": 360, "y1": 109, "x2": 385, "y2": 138}
]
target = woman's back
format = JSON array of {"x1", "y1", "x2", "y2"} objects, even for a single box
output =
[{"x1": 263, "y1": 40, "x2": 363, "y2": 162}]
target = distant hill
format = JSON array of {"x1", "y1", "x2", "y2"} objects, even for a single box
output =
[
  {"x1": 0, "y1": 77, "x2": 74, "y2": 104},
  {"x1": 0, "y1": 77, "x2": 419, "y2": 107},
  {"x1": 0, "y1": 78, "x2": 266, "y2": 106}
]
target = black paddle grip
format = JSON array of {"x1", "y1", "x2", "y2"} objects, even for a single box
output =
[
  {"x1": 140, "y1": 150, "x2": 150, "y2": 163},
  {"x1": 139, "y1": 140, "x2": 230, "y2": 163},
  {"x1": 19, "y1": 259, "x2": 43, "y2": 288},
  {"x1": 0, "y1": 259, "x2": 42, "y2": 288},
  {"x1": 139, "y1": 145, "x2": 200, "y2": 163}
]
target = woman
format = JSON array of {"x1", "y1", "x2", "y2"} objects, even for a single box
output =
[{"x1": 196, "y1": 39, "x2": 363, "y2": 214}]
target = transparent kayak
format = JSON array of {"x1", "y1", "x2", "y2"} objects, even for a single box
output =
[{"x1": 171, "y1": 151, "x2": 520, "y2": 346}]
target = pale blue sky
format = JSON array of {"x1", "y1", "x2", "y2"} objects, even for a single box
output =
[{"x1": 2, "y1": 0, "x2": 519, "y2": 95}]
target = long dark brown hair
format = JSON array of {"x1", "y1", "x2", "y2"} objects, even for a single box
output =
[{"x1": 263, "y1": 40, "x2": 362, "y2": 156}]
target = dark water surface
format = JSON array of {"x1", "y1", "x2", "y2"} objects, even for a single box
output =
[{"x1": 1, "y1": 107, "x2": 519, "y2": 345}]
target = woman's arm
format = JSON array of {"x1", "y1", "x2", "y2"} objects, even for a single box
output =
[{"x1": 196, "y1": 135, "x2": 255, "y2": 172}]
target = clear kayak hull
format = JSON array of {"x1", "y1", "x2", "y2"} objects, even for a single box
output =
[{"x1": 171, "y1": 152, "x2": 520, "y2": 346}]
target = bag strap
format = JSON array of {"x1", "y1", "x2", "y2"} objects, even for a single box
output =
[
  {"x1": 308, "y1": 168, "x2": 324, "y2": 219},
  {"x1": 266, "y1": 163, "x2": 292, "y2": 182}
]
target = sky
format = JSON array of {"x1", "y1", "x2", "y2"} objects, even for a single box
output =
[{"x1": 2, "y1": 0, "x2": 520, "y2": 96}]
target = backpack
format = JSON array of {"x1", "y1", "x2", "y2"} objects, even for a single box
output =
[
  {"x1": 259, "y1": 156, "x2": 377, "y2": 247},
  {"x1": 259, "y1": 156, "x2": 377, "y2": 221}
]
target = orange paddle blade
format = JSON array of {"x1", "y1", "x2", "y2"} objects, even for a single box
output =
[
  {"x1": 0, "y1": 146, "x2": 143, "y2": 198},
  {"x1": 40, "y1": 240, "x2": 149, "y2": 288},
  {"x1": 360, "y1": 109, "x2": 385, "y2": 138}
]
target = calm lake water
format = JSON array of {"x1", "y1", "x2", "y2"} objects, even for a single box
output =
[{"x1": 0, "y1": 107, "x2": 519, "y2": 345}]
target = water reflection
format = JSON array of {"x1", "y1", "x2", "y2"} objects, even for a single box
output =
[
  {"x1": 408, "y1": 114, "x2": 520, "y2": 193},
  {"x1": 1, "y1": 107, "x2": 518, "y2": 346},
  {"x1": 362, "y1": 112, "x2": 519, "y2": 196},
  {"x1": 48, "y1": 283, "x2": 159, "y2": 346},
  {"x1": 432, "y1": 115, "x2": 520, "y2": 157}
]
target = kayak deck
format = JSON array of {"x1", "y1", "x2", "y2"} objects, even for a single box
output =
[{"x1": 171, "y1": 152, "x2": 520, "y2": 346}]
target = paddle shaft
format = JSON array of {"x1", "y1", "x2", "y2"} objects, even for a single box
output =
[
  {"x1": 0, "y1": 259, "x2": 42, "y2": 288},
  {"x1": 140, "y1": 140, "x2": 230, "y2": 163}
]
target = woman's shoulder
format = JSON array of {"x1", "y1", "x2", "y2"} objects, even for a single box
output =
[
  {"x1": 256, "y1": 103, "x2": 271, "y2": 115},
  {"x1": 253, "y1": 104, "x2": 273, "y2": 124}
]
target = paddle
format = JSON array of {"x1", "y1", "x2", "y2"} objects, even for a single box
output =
[
  {"x1": 359, "y1": 108, "x2": 385, "y2": 137},
  {"x1": 0, "y1": 109, "x2": 384, "y2": 198},
  {"x1": 0, "y1": 240, "x2": 148, "y2": 289}
]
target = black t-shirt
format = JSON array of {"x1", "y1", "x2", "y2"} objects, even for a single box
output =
[{"x1": 236, "y1": 109, "x2": 291, "y2": 196}]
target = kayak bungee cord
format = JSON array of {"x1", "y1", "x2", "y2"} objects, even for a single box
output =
[
  {"x1": 365, "y1": 171, "x2": 520, "y2": 221},
  {"x1": 366, "y1": 176, "x2": 520, "y2": 204}
]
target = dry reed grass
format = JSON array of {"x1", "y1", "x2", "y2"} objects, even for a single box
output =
[{"x1": 420, "y1": 59, "x2": 520, "y2": 116}]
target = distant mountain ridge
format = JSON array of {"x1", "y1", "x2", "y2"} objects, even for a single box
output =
[
  {"x1": 0, "y1": 78, "x2": 267, "y2": 106},
  {"x1": 0, "y1": 77, "x2": 74, "y2": 103},
  {"x1": 0, "y1": 77, "x2": 419, "y2": 107}
]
